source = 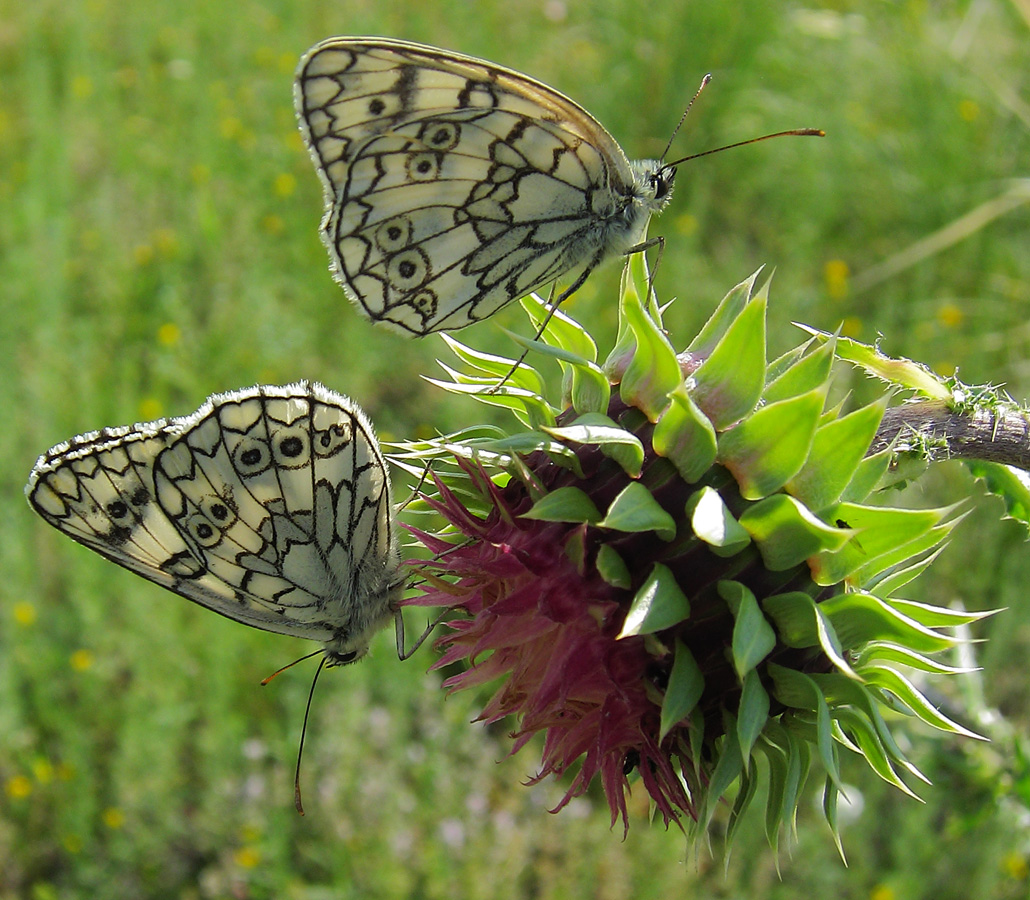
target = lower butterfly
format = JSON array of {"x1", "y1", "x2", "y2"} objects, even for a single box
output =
[
  {"x1": 26, "y1": 382, "x2": 404, "y2": 666},
  {"x1": 295, "y1": 37, "x2": 679, "y2": 336}
]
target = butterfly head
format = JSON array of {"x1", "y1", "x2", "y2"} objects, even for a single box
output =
[
  {"x1": 323, "y1": 649, "x2": 362, "y2": 667},
  {"x1": 632, "y1": 159, "x2": 677, "y2": 214}
]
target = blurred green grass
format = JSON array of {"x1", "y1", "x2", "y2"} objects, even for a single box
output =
[{"x1": 3, "y1": 0, "x2": 1030, "y2": 897}]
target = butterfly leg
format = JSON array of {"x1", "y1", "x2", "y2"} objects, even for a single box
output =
[
  {"x1": 396, "y1": 459, "x2": 434, "y2": 513},
  {"x1": 622, "y1": 236, "x2": 665, "y2": 311},
  {"x1": 489, "y1": 249, "x2": 606, "y2": 393},
  {"x1": 394, "y1": 605, "x2": 456, "y2": 661}
]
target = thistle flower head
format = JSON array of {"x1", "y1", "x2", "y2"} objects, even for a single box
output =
[{"x1": 393, "y1": 256, "x2": 992, "y2": 845}]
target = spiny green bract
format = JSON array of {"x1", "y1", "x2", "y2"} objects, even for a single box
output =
[{"x1": 392, "y1": 254, "x2": 995, "y2": 850}]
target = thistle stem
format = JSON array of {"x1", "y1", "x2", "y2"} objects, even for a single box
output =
[{"x1": 870, "y1": 400, "x2": 1030, "y2": 469}]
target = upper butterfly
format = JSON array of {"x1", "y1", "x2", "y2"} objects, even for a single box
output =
[
  {"x1": 294, "y1": 37, "x2": 676, "y2": 336},
  {"x1": 25, "y1": 382, "x2": 403, "y2": 666}
]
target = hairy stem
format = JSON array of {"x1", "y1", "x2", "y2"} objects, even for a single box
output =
[{"x1": 870, "y1": 400, "x2": 1030, "y2": 470}]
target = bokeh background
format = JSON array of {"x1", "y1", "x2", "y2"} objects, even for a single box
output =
[{"x1": 3, "y1": 1, "x2": 1030, "y2": 897}]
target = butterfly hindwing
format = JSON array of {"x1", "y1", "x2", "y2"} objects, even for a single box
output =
[
  {"x1": 26, "y1": 383, "x2": 402, "y2": 660},
  {"x1": 330, "y1": 109, "x2": 612, "y2": 333}
]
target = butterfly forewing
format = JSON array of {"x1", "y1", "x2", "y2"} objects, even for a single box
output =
[
  {"x1": 296, "y1": 38, "x2": 668, "y2": 336},
  {"x1": 297, "y1": 40, "x2": 630, "y2": 188},
  {"x1": 28, "y1": 424, "x2": 190, "y2": 585},
  {"x1": 26, "y1": 383, "x2": 402, "y2": 659}
]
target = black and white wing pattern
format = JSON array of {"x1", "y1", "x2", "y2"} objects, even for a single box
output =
[
  {"x1": 26, "y1": 382, "x2": 402, "y2": 665},
  {"x1": 295, "y1": 37, "x2": 675, "y2": 335}
]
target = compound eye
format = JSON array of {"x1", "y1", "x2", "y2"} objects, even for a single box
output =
[{"x1": 654, "y1": 168, "x2": 675, "y2": 200}]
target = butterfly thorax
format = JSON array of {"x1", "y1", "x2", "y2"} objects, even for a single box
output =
[
  {"x1": 584, "y1": 158, "x2": 674, "y2": 261},
  {"x1": 321, "y1": 562, "x2": 406, "y2": 666}
]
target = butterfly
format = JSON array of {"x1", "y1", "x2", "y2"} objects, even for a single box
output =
[
  {"x1": 26, "y1": 382, "x2": 404, "y2": 666},
  {"x1": 294, "y1": 37, "x2": 678, "y2": 336}
]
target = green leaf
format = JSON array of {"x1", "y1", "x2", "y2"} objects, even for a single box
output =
[
  {"x1": 595, "y1": 544, "x2": 631, "y2": 588},
  {"x1": 841, "y1": 447, "x2": 893, "y2": 503},
  {"x1": 652, "y1": 386, "x2": 718, "y2": 483},
  {"x1": 722, "y1": 581, "x2": 776, "y2": 678},
  {"x1": 783, "y1": 729, "x2": 811, "y2": 837},
  {"x1": 600, "y1": 482, "x2": 677, "y2": 540},
  {"x1": 422, "y1": 375, "x2": 556, "y2": 430},
  {"x1": 727, "y1": 757, "x2": 761, "y2": 850},
  {"x1": 686, "y1": 486, "x2": 751, "y2": 556},
  {"x1": 811, "y1": 602, "x2": 858, "y2": 679},
  {"x1": 438, "y1": 333, "x2": 545, "y2": 395},
  {"x1": 788, "y1": 400, "x2": 886, "y2": 511},
  {"x1": 429, "y1": 433, "x2": 579, "y2": 480},
  {"x1": 800, "y1": 327, "x2": 952, "y2": 399},
  {"x1": 762, "y1": 592, "x2": 821, "y2": 648},
  {"x1": 833, "y1": 707, "x2": 921, "y2": 799},
  {"x1": 887, "y1": 597, "x2": 998, "y2": 628},
  {"x1": 865, "y1": 546, "x2": 945, "y2": 596},
  {"x1": 519, "y1": 486, "x2": 602, "y2": 524},
  {"x1": 700, "y1": 717, "x2": 745, "y2": 831},
  {"x1": 568, "y1": 369, "x2": 613, "y2": 417},
  {"x1": 850, "y1": 521, "x2": 959, "y2": 587},
  {"x1": 811, "y1": 673, "x2": 931, "y2": 786},
  {"x1": 618, "y1": 269, "x2": 683, "y2": 422},
  {"x1": 821, "y1": 591, "x2": 958, "y2": 653},
  {"x1": 967, "y1": 460, "x2": 1030, "y2": 530},
  {"x1": 544, "y1": 414, "x2": 644, "y2": 477},
  {"x1": 688, "y1": 269, "x2": 761, "y2": 356},
  {"x1": 498, "y1": 330, "x2": 591, "y2": 369},
  {"x1": 460, "y1": 432, "x2": 583, "y2": 473},
  {"x1": 517, "y1": 292, "x2": 599, "y2": 361},
  {"x1": 429, "y1": 438, "x2": 528, "y2": 476},
  {"x1": 763, "y1": 334, "x2": 835, "y2": 403},
  {"x1": 765, "y1": 342, "x2": 810, "y2": 387},
  {"x1": 856, "y1": 641, "x2": 980, "y2": 674},
  {"x1": 769, "y1": 665, "x2": 843, "y2": 792},
  {"x1": 810, "y1": 502, "x2": 951, "y2": 585},
  {"x1": 619, "y1": 563, "x2": 691, "y2": 638},
  {"x1": 760, "y1": 723, "x2": 811, "y2": 851},
  {"x1": 861, "y1": 664, "x2": 987, "y2": 740},
  {"x1": 760, "y1": 592, "x2": 856, "y2": 679},
  {"x1": 759, "y1": 733, "x2": 788, "y2": 853},
  {"x1": 739, "y1": 495, "x2": 850, "y2": 570},
  {"x1": 691, "y1": 292, "x2": 767, "y2": 430},
  {"x1": 501, "y1": 326, "x2": 611, "y2": 416},
  {"x1": 823, "y1": 777, "x2": 847, "y2": 864},
  {"x1": 564, "y1": 525, "x2": 586, "y2": 574},
  {"x1": 737, "y1": 670, "x2": 770, "y2": 759},
  {"x1": 719, "y1": 387, "x2": 826, "y2": 499},
  {"x1": 660, "y1": 639, "x2": 705, "y2": 740},
  {"x1": 626, "y1": 248, "x2": 664, "y2": 320}
]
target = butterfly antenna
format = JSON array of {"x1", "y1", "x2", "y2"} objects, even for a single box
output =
[
  {"x1": 658, "y1": 74, "x2": 713, "y2": 163},
  {"x1": 293, "y1": 653, "x2": 329, "y2": 815},
  {"x1": 663, "y1": 128, "x2": 824, "y2": 169},
  {"x1": 260, "y1": 648, "x2": 324, "y2": 686}
]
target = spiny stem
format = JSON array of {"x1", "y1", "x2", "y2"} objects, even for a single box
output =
[{"x1": 870, "y1": 400, "x2": 1030, "y2": 469}]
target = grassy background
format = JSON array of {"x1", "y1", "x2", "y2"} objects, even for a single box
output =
[{"x1": 3, "y1": 0, "x2": 1030, "y2": 897}]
